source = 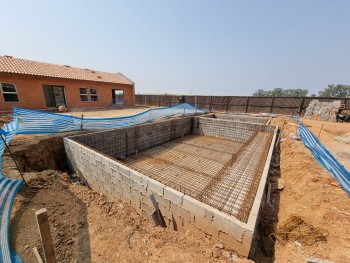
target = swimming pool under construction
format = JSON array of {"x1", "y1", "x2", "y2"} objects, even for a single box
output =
[{"x1": 64, "y1": 113, "x2": 277, "y2": 256}]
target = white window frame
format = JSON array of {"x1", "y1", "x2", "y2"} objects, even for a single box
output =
[
  {"x1": 90, "y1": 88, "x2": 99, "y2": 102},
  {"x1": 1, "y1": 82, "x2": 19, "y2": 103},
  {"x1": 79, "y1": 87, "x2": 89, "y2": 102}
]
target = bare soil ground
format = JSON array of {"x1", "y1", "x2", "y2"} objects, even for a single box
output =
[
  {"x1": 268, "y1": 117, "x2": 350, "y2": 263},
  {"x1": 4, "y1": 110, "x2": 350, "y2": 262},
  {"x1": 300, "y1": 118, "x2": 350, "y2": 170},
  {"x1": 7, "y1": 159, "x2": 247, "y2": 263},
  {"x1": 65, "y1": 107, "x2": 150, "y2": 118}
]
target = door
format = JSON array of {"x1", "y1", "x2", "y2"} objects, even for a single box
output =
[
  {"x1": 43, "y1": 85, "x2": 66, "y2": 107},
  {"x1": 112, "y1": 89, "x2": 124, "y2": 105}
]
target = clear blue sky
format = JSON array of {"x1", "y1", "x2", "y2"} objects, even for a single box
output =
[{"x1": 1, "y1": 0, "x2": 349, "y2": 96}]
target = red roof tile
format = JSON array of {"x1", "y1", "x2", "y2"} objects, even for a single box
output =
[{"x1": 0, "y1": 55, "x2": 133, "y2": 85}]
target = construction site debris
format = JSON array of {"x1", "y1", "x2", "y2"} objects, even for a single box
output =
[
  {"x1": 274, "y1": 215, "x2": 329, "y2": 246},
  {"x1": 277, "y1": 178, "x2": 286, "y2": 190},
  {"x1": 304, "y1": 100, "x2": 341, "y2": 122}
]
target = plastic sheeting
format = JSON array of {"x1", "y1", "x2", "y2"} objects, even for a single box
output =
[
  {"x1": 14, "y1": 103, "x2": 206, "y2": 134},
  {"x1": 295, "y1": 117, "x2": 350, "y2": 197},
  {"x1": 0, "y1": 115, "x2": 23, "y2": 263}
]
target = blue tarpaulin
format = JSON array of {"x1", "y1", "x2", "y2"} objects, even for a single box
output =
[{"x1": 295, "y1": 117, "x2": 350, "y2": 197}]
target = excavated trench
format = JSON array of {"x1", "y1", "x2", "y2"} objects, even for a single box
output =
[{"x1": 7, "y1": 131, "x2": 90, "y2": 172}]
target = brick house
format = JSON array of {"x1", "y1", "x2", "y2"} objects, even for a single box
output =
[{"x1": 0, "y1": 55, "x2": 135, "y2": 112}]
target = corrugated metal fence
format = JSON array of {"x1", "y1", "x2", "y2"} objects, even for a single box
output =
[{"x1": 135, "y1": 95, "x2": 350, "y2": 116}]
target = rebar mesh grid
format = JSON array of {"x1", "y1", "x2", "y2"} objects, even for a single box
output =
[
  {"x1": 199, "y1": 132, "x2": 273, "y2": 222},
  {"x1": 123, "y1": 135, "x2": 244, "y2": 196},
  {"x1": 121, "y1": 132, "x2": 273, "y2": 223}
]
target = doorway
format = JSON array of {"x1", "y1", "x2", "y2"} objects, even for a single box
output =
[
  {"x1": 43, "y1": 85, "x2": 66, "y2": 107},
  {"x1": 112, "y1": 89, "x2": 125, "y2": 105}
]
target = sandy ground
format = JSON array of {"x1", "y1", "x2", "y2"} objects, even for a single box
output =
[
  {"x1": 301, "y1": 118, "x2": 350, "y2": 171},
  {"x1": 270, "y1": 117, "x2": 350, "y2": 263},
  {"x1": 4, "y1": 113, "x2": 350, "y2": 262},
  {"x1": 64, "y1": 107, "x2": 150, "y2": 118}
]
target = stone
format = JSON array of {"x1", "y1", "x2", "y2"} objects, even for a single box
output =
[{"x1": 277, "y1": 178, "x2": 286, "y2": 190}]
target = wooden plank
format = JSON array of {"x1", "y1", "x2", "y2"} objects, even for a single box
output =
[
  {"x1": 35, "y1": 208, "x2": 57, "y2": 263},
  {"x1": 33, "y1": 247, "x2": 44, "y2": 263}
]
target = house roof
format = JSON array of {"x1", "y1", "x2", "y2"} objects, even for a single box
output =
[{"x1": 0, "y1": 55, "x2": 133, "y2": 85}]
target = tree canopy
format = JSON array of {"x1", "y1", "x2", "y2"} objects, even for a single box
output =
[
  {"x1": 318, "y1": 84, "x2": 350, "y2": 98},
  {"x1": 252, "y1": 88, "x2": 308, "y2": 97}
]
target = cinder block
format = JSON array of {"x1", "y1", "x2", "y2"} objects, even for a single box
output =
[
  {"x1": 129, "y1": 170, "x2": 143, "y2": 185},
  {"x1": 147, "y1": 178, "x2": 165, "y2": 196},
  {"x1": 109, "y1": 160, "x2": 119, "y2": 172},
  {"x1": 212, "y1": 213, "x2": 244, "y2": 242},
  {"x1": 101, "y1": 156, "x2": 109, "y2": 167},
  {"x1": 218, "y1": 231, "x2": 250, "y2": 257},
  {"x1": 133, "y1": 181, "x2": 147, "y2": 195},
  {"x1": 154, "y1": 193, "x2": 170, "y2": 210},
  {"x1": 111, "y1": 181, "x2": 122, "y2": 194},
  {"x1": 194, "y1": 217, "x2": 219, "y2": 237},
  {"x1": 119, "y1": 194, "x2": 131, "y2": 206},
  {"x1": 170, "y1": 203, "x2": 191, "y2": 221},
  {"x1": 242, "y1": 230, "x2": 254, "y2": 246},
  {"x1": 164, "y1": 187, "x2": 183, "y2": 206},
  {"x1": 182, "y1": 195, "x2": 206, "y2": 220},
  {"x1": 102, "y1": 169, "x2": 111, "y2": 181},
  {"x1": 119, "y1": 165, "x2": 130, "y2": 177},
  {"x1": 142, "y1": 195, "x2": 153, "y2": 208},
  {"x1": 94, "y1": 153, "x2": 102, "y2": 163},
  {"x1": 183, "y1": 220, "x2": 206, "y2": 238},
  {"x1": 122, "y1": 183, "x2": 131, "y2": 194},
  {"x1": 141, "y1": 203, "x2": 154, "y2": 222},
  {"x1": 112, "y1": 170, "x2": 123, "y2": 181},
  {"x1": 122, "y1": 175, "x2": 133, "y2": 186}
]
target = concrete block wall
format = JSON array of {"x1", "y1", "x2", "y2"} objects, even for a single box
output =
[
  {"x1": 69, "y1": 117, "x2": 192, "y2": 158},
  {"x1": 64, "y1": 137, "x2": 255, "y2": 256},
  {"x1": 192, "y1": 117, "x2": 274, "y2": 143},
  {"x1": 204, "y1": 113, "x2": 269, "y2": 124}
]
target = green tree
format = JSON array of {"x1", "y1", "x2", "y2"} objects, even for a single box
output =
[
  {"x1": 318, "y1": 84, "x2": 350, "y2": 98},
  {"x1": 252, "y1": 88, "x2": 308, "y2": 97}
]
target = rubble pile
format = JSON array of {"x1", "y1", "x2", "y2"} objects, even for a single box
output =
[{"x1": 304, "y1": 100, "x2": 341, "y2": 122}]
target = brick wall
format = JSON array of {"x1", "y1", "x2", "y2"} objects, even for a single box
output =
[
  {"x1": 64, "y1": 138, "x2": 254, "y2": 256},
  {"x1": 0, "y1": 73, "x2": 135, "y2": 111}
]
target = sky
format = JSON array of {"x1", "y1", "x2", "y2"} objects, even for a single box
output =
[{"x1": 1, "y1": 0, "x2": 349, "y2": 96}]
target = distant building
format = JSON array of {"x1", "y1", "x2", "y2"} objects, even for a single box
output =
[{"x1": 0, "y1": 55, "x2": 135, "y2": 112}]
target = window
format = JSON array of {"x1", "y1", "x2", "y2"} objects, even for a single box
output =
[
  {"x1": 90, "y1": 88, "x2": 98, "y2": 101},
  {"x1": 80, "y1": 88, "x2": 88, "y2": 101},
  {"x1": 1, "y1": 83, "x2": 19, "y2": 102}
]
